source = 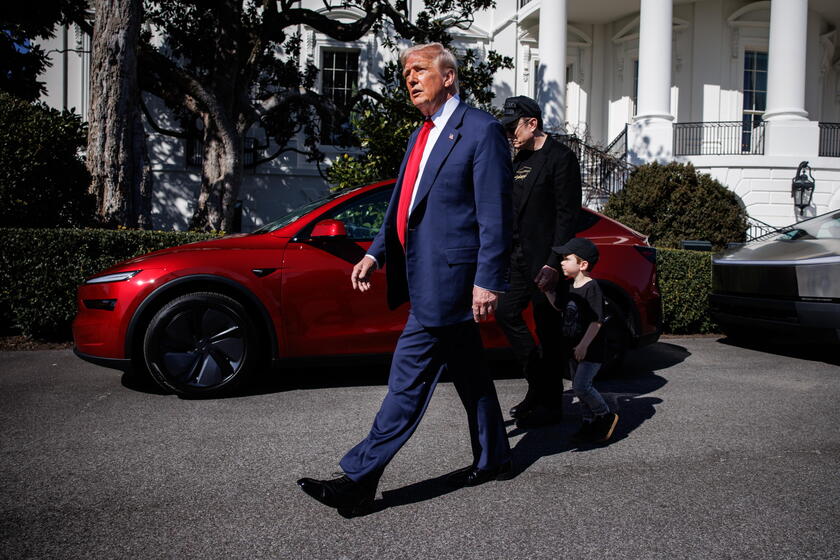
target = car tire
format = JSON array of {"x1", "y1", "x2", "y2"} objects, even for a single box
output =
[{"x1": 143, "y1": 292, "x2": 259, "y2": 396}]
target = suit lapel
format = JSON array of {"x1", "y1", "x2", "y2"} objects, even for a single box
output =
[{"x1": 410, "y1": 102, "x2": 467, "y2": 213}]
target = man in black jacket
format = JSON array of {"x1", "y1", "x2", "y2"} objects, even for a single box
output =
[{"x1": 496, "y1": 96, "x2": 582, "y2": 428}]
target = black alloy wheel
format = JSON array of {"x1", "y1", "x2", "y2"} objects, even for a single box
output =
[{"x1": 143, "y1": 292, "x2": 259, "y2": 396}]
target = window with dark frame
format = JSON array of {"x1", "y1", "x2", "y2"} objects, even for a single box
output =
[
  {"x1": 185, "y1": 135, "x2": 265, "y2": 169},
  {"x1": 185, "y1": 135, "x2": 202, "y2": 168},
  {"x1": 632, "y1": 59, "x2": 639, "y2": 115},
  {"x1": 742, "y1": 50, "x2": 767, "y2": 152},
  {"x1": 321, "y1": 48, "x2": 360, "y2": 146}
]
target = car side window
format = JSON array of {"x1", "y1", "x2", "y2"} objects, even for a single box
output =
[{"x1": 327, "y1": 188, "x2": 392, "y2": 241}]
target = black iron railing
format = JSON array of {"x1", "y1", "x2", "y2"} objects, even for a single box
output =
[
  {"x1": 673, "y1": 121, "x2": 765, "y2": 156},
  {"x1": 819, "y1": 122, "x2": 840, "y2": 157},
  {"x1": 185, "y1": 137, "x2": 264, "y2": 169},
  {"x1": 746, "y1": 215, "x2": 779, "y2": 242},
  {"x1": 605, "y1": 124, "x2": 628, "y2": 160},
  {"x1": 558, "y1": 134, "x2": 635, "y2": 210},
  {"x1": 519, "y1": 0, "x2": 533, "y2": 8}
]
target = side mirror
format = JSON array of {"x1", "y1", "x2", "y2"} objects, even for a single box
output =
[{"x1": 311, "y1": 219, "x2": 347, "y2": 238}]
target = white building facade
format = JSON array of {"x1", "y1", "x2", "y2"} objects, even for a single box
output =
[{"x1": 41, "y1": 0, "x2": 840, "y2": 231}]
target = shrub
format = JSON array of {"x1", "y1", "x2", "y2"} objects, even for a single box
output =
[
  {"x1": 603, "y1": 162, "x2": 747, "y2": 250},
  {"x1": 657, "y1": 247, "x2": 717, "y2": 334},
  {"x1": 0, "y1": 92, "x2": 96, "y2": 227},
  {"x1": 0, "y1": 228, "x2": 218, "y2": 339}
]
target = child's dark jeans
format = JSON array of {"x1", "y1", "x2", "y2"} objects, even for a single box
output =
[{"x1": 570, "y1": 360, "x2": 609, "y2": 421}]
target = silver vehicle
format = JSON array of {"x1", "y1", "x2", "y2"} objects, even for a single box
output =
[{"x1": 711, "y1": 210, "x2": 840, "y2": 343}]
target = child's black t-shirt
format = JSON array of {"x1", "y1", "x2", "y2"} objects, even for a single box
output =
[{"x1": 561, "y1": 279, "x2": 606, "y2": 363}]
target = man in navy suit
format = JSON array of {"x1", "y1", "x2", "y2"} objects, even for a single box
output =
[{"x1": 298, "y1": 43, "x2": 513, "y2": 516}]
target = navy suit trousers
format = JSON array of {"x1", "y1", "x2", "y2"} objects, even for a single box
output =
[{"x1": 339, "y1": 312, "x2": 511, "y2": 483}]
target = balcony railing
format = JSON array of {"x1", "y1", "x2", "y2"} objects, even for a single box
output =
[
  {"x1": 185, "y1": 137, "x2": 265, "y2": 169},
  {"x1": 559, "y1": 134, "x2": 635, "y2": 210},
  {"x1": 673, "y1": 121, "x2": 765, "y2": 156},
  {"x1": 746, "y1": 215, "x2": 779, "y2": 242},
  {"x1": 818, "y1": 122, "x2": 840, "y2": 157},
  {"x1": 519, "y1": 0, "x2": 533, "y2": 8},
  {"x1": 605, "y1": 124, "x2": 628, "y2": 160}
]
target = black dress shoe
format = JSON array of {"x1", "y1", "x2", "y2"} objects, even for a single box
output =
[
  {"x1": 509, "y1": 397, "x2": 535, "y2": 419},
  {"x1": 297, "y1": 475, "x2": 375, "y2": 516},
  {"x1": 447, "y1": 460, "x2": 513, "y2": 487},
  {"x1": 514, "y1": 405, "x2": 562, "y2": 429}
]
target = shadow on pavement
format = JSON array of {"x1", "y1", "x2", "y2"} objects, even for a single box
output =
[
  {"x1": 716, "y1": 336, "x2": 840, "y2": 366},
  {"x1": 503, "y1": 341, "x2": 688, "y2": 477},
  {"x1": 120, "y1": 370, "x2": 169, "y2": 395},
  {"x1": 365, "y1": 341, "x2": 689, "y2": 514},
  {"x1": 122, "y1": 351, "x2": 524, "y2": 399},
  {"x1": 120, "y1": 356, "x2": 396, "y2": 397}
]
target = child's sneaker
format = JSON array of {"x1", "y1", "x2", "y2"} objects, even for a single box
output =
[{"x1": 591, "y1": 412, "x2": 619, "y2": 442}]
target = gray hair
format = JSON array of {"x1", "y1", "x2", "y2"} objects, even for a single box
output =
[{"x1": 399, "y1": 42, "x2": 459, "y2": 93}]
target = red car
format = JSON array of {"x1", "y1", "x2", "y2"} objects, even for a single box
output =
[{"x1": 73, "y1": 180, "x2": 661, "y2": 395}]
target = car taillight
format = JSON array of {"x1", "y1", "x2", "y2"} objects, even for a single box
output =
[{"x1": 634, "y1": 245, "x2": 656, "y2": 264}]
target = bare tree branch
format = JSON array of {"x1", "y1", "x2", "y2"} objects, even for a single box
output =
[
  {"x1": 268, "y1": 5, "x2": 384, "y2": 42},
  {"x1": 248, "y1": 145, "x2": 312, "y2": 168},
  {"x1": 140, "y1": 98, "x2": 191, "y2": 139},
  {"x1": 139, "y1": 44, "x2": 214, "y2": 116}
]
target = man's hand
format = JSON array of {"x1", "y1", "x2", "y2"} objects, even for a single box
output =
[
  {"x1": 351, "y1": 256, "x2": 377, "y2": 292},
  {"x1": 534, "y1": 265, "x2": 560, "y2": 292},
  {"x1": 573, "y1": 343, "x2": 588, "y2": 362},
  {"x1": 472, "y1": 286, "x2": 500, "y2": 322}
]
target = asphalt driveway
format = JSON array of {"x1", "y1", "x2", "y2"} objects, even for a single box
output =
[{"x1": 1, "y1": 337, "x2": 838, "y2": 559}]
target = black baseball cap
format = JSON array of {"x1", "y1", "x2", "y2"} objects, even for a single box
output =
[
  {"x1": 552, "y1": 237, "x2": 600, "y2": 267},
  {"x1": 500, "y1": 96, "x2": 542, "y2": 128}
]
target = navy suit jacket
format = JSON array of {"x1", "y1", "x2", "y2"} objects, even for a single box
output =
[{"x1": 368, "y1": 101, "x2": 513, "y2": 327}]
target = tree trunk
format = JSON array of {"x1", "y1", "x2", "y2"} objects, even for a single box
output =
[
  {"x1": 190, "y1": 116, "x2": 243, "y2": 232},
  {"x1": 86, "y1": 0, "x2": 152, "y2": 228}
]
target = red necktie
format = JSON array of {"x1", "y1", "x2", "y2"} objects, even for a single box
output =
[{"x1": 396, "y1": 119, "x2": 434, "y2": 248}]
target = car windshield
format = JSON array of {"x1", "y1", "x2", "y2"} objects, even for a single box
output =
[
  {"x1": 771, "y1": 210, "x2": 840, "y2": 242},
  {"x1": 251, "y1": 190, "x2": 350, "y2": 234}
]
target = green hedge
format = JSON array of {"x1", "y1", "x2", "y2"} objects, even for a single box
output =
[
  {"x1": 657, "y1": 247, "x2": 717, "y2": 334},
  {"x1": 0, "y1": 229, "x2": 218, "y2": 339},
  {"x1": 0, "y1": 229, "x2": 720, "y2": 341}
]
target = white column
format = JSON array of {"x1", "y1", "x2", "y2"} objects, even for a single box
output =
[
  {"x1": 762, "y1": 0, "x2": 819, "y2": 157},
  {"x1": 635, "y1": 0, "x2": 673, "y2": 121},
  {"x1": 537, "y1": 0, "x2": 567, "y2": 132},
  {"x1": 590, "y1": 24, "x2": 606, "y2": 143},
  {"x1": 763, "y1": 0, "x2": 808, "y2": 121},
  {"x1": 628, "y1": 0, "x2": 674, "y2": 163}
]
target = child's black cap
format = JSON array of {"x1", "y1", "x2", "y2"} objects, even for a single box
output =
[{"x1": 552, "y1": 237, "x2": 599, "y2": 267}]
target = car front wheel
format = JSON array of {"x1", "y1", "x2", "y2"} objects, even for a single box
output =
[{"x1": 143, "y1": 292, "x2": 259, "y2": 396}]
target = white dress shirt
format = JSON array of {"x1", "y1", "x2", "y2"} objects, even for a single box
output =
[
  {"x1": 365, "y1": 95, "x2": 461, "y2": 268},
  {"x1": 408, "y1": 94, "x2": 461, "y2": 212}
]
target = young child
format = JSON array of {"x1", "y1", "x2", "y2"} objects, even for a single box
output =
[{"x1": 547, "y1": 237, "x2": 619, "y2": 443}]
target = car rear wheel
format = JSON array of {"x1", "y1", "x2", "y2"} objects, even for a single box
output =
[{"x1": 143, "y1": 292, "x2": 258, "y2": 396}]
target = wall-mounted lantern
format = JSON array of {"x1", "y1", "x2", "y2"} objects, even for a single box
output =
[{"x1": 791, "y1": 161, "x2": 815, "y2": 216}]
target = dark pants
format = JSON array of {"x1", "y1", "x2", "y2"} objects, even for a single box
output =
[
  {"x1": 496, "y1": 246, "x2": 566, "y2": 409},
  {"x1": 339, "y1": 312, "x2": 511, "y2": 484}
]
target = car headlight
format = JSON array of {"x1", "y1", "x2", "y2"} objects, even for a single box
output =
[{"x1": 85, "y1": 270, "x2": 142, "y2": 284}]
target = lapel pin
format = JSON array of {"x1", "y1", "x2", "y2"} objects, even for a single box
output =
[{"x1": 448, "y1": 133, "x2": 454, "y2": 140}]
